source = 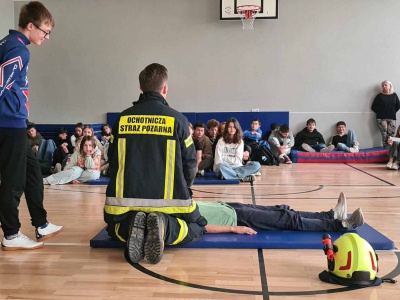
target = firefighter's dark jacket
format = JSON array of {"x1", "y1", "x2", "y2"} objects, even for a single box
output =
[{"x1": 104, "y1": 92, "x2": 198, "y2": 224}]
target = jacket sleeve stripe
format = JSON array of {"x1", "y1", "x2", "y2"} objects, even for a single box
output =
[
  {"x1": 184, "y1": 135, "x2": 193, "y2": 148},
  {"x1": 164, "y1": 139, "x2": 176, "y2": 199},
  {"x1": 170, "y1": 218, "x2": 188, "y2": 245},
  {"x1": 116, "y1": 138, "x2": 126, "y2": 198}
]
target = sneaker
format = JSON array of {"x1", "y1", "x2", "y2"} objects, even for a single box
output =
[
  {"x1": 301, "y1": 143, "x2": 316, "y2": 153},
  {"x1": 278, "y1": 155, "x2": 285, "y2": 164},
  {"x1": 145, "y1": 212, "x2": 166, "y2": 264},
  {"x1": 349, "y1": 147, "x2": 359, "y2": 153},
  {"x1": 2, "y1": 232, "x2": 43, "y2": 251},
  {"x1": 320, "y1": 145, "x2": 335, "y2": 153},
  {"x1": 392, "y1": 162, "x2": 399, "y2": 170},
  {"x1": 35, "y1": 222, "x2": 63, "y2": 242},
  {"x1": 53, "y1": 163, "x2": 62, "y2": 174},
  {"x1": 196, "y1": 170, "x2": 205, "y2": 177},
  {"x1": 241, "y1": 174, "x2": 256, "y2": 182},
  {"x1": 254, "y1": 171, "x2": 262, "y2": 176},
  {"x1": 127, "y1": 212, "x2": 146, "y2": 263},
  {"x1": 284, "y1": 157, "x2": 292, "y2": 164},
  {"x1": 342, "y1": 208, "x2": 364, "y2": 230},
  {"x1": 332, "y1": 192, "x2": 347, "y2": 220},
  {"x1": 387, "y1": 162, "x2": 393, "y2": 169}
]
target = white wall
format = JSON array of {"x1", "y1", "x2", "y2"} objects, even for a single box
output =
[
  {"x1": 0, "y1": 0, "x2": 14, "y2": 37},
  {"x1": 13, "y1": 0, "x2": 400, "y2": 147}
]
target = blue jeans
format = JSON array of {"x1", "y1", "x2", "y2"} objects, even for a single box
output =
[
  {"x1": 300, "y1": 144, "x2": 326, "y2": 152},
  {"x1": 227, "y1": 203, "x2": 345, "y2": 231},
  {"x1": 336, "y1": 130, "x2": 358, "y2": 152},
  {"x1": 216, "y1": 162, "x2": 261, "y2": 180}
]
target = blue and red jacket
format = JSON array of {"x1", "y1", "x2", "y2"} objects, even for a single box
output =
[{"x1": 0, "y1": 30, "x2": 30, "y2": 128}]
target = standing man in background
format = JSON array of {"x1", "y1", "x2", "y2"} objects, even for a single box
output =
[{"x1": 0, "y1": 1, "x2": 63, "y2": 250}]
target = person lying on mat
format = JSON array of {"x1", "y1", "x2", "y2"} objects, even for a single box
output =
[{"x1": 199, "y1": 192, "x2": 364, "y2": 234}]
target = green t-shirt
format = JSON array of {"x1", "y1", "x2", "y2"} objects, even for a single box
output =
[{"x1": 197, "y1": 201, "x2": 237, "y2": 226}]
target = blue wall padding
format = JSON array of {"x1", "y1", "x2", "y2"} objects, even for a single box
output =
[
  {"x1": 88, "y1": 174, "x2": 240, "y2": 185},
  {"x1": 107, "y1": 111, "x2": 289, "y2": 136},
  {"x1": 34, "y1": 123, "x2": 103, "y2": 141},
  {"x1": 290, "y1": 147, "x2": 388, "y2": 163},
  {"x1": 90, "y1": 222, "x2": 394, "y2": 250}
]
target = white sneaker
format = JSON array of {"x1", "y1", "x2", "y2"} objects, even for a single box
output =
[
  {"x1": 349, "y1": 147, "x2": 359, "y2": 153},
  {"x1": 320, "y1": 145, "x2": 335, "y2": 153},
  {"x1": 386, "y1": 162, "x2": 393, "y2": 169},
  {"x1": 2, "y1": 231, "x2": 43, "y2": 251},
  {"x1": 35, "y1": 223, "x2": 63, "y2": 242},
  {"x1": 392, "y1": 162, "x2": 399, "y2": 170},
  {"x1": 301, "y1": 143, "x2": 316, "y2": 153},
  {"x1": 342, "y1": 208, "x2": 364, "y2": 230},
  {"x1": 254, "y1": 171, "x2": 262, "y2": 176},
  {"x1": 332, "y1": 192, "x2": 347, "y2": 220}
]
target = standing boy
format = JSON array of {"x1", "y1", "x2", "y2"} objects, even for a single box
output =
[{"x1": 0, "y1": 1, "x2": 63, "y2": 250}]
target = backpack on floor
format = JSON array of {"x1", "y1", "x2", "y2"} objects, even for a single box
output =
[{"x1": 252, "y1": 144, "x2": 279, "y2": 166}]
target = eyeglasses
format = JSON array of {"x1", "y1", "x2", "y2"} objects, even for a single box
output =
[{"x1": 33, "y1": 24, "x2": 51, "y2": 38}]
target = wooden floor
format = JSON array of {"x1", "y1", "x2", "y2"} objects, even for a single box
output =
[{"x1": 1, "y1": 163, "x2": 400, "y2": 299}]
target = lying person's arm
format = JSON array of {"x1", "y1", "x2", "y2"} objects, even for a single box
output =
[{"x1": 205, "y1": 224, "x2": 257, "y2": 235}]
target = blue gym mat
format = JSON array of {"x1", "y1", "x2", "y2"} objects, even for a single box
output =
[
  {"x1": 90, "y1": 222, "x2": 395, "y2": 250},
  {"x1": 88, "y1": 173, "x2": 240, "y2": 185}
]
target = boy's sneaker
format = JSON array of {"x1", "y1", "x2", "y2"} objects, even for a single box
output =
[
  {"x1": 145, "y1": 212, "x2": 166, "y2": 264},
  {"x1": 241, "y1": 174, "x2": 256, "y2": 182},
  {"x1": 127, "y1": 212, "x2": 147, "y2": 263},
  {"x1": 284, "y1": 157, "x2": 292, "y2": 164},
  {"x1": 386, "y1": 162, "x2": 393, "y2": 169},
  {"x1": 35, "y1": 222, "x2": 63, "y2": 242},
  {"x1": 254, "y1": 171, "x2": 262, "y2": 176},
  {"x1": 301, "y1": 143, "x2": 315, "y2": 153},
  {"x1": 320, "y1": 145, "x2": 335, "y2": 153},
  {"x1": 278, "y1": 155, "x2": 285, "y2": 164},
  {"x1": 349, "y1": 147, "x2": 359, "y2": 153},
  {"x1": 392, "y1": 162, "x2": 399, "y2": 170},
  {"x1": 342, "y1": 208, "x2": 364, "y2": 230},
  {"x1": 2, "y1": 232, "x2": 43, "y2": 251},
  {"x1": 196, "y1": 170, "x2": 205, "y2": 177},
  {"x1": 332, "y1": 192, "x2": 347, "y2": 220}
]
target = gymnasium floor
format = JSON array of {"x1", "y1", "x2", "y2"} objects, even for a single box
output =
[{"x1": 1, "y1": 163, "x2": 399, "y2": 299}]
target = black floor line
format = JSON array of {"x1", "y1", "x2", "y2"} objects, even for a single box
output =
[
  {"x1": 192, "y1": 185, "x2": 324, "y2": 196},
  {"x1": 252, "y1": 180, "x2": 270, "y2": 299},
  {"x1": 345, "y1": 163, "x2": 396, "y2": 186}
]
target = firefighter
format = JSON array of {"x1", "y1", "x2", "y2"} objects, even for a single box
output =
[{"x1": 104, "y1": 63, "x2": 207, "y2": 264}]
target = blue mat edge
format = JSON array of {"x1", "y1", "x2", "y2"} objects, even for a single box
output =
[{"x1": 90, "y1": 222, "x2": 395, "y2": 250}]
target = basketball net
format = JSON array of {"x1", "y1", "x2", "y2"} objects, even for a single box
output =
[{"x1": 237, "y1": 5, "x2": 261, "y2": 30}]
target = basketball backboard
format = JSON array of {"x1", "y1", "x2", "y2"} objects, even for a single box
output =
[{"x1": 220, "y1": 0, "x2": 278, "y2": 20}]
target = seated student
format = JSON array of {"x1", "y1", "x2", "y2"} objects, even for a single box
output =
[
  {"x1": 44, "y1": 136, "x2": 101, "y2": 185},
  {"x1": 100, "y1": 124, "x2": 113, "y2": 146},
  {"x1": 294, "y1": 118, "x2": 334, "y2": 153},
  {"x1": 52, "y1": 127, "x2": 74, "y2": 173},
  {"x1": 268, "y1": 123, "x2": 294, "y2": 164},
  {"x1": 199, "y1": 192, "x2": 364, "y2": 233},
  {"x1": 71, "y1": 122, "x2": 84, "y2": 148},
  {"x1": 328, "y1": 121, "x2": 360, "y2": 153},
  {"x1": 193, "y1": 122, "x2": 214, "y2": 176},
  {"x1": 243, "y1": 119, "x2": 263, "y2": 144},
  {"x1": 212, "y1": 121, "x2": 226, "y2": 158},
  {"x1": 214, "y1": 118, "x2": 261, "y2": 181},
  {"x1": 263, "y1": 122, "x2": 280, "y2": 141},
  {"x1": 189, "y1": 122, "x2": 203, "y2": 173},
  {"x1": 386, "y1": 125, "x2": 400, "y2": 170},
  {"x1": 27, "y1": 121, "x2": 43, "y2": 156},
  {"x1": 206, "y1": 119, "x2": 220, "y2": 145}
]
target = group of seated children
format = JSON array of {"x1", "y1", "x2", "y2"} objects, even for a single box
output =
[
  {"x1": 27, "y1": 122, "x2": 113, "y2": 185},
  {"x1": 294, "y1": 119, "x2": 360, "y2": 154}
]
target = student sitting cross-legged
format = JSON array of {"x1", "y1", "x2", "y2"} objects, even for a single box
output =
[
  {"x1": 214, "y1": 118, "x2": 261, "y2": 182},
  {"x1": 43, "y1": 136, "x2": 101, "y2": 185},
  {"x1": 328, "y1": 121, "x2": 360, "y2": 153},
  {"x1": 268, "y1": 123, "x2": 294, "y2": 164}
]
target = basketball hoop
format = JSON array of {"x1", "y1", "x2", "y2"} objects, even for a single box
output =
[{"x1": 236, "y1": 5, "x2": 261, "y2": 30}]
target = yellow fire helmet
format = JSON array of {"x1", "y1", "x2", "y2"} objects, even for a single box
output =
[{"x1": 319, "y1": 233, "x2": 386, "y2": 287}]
